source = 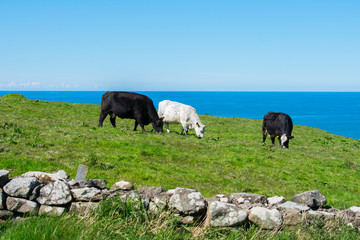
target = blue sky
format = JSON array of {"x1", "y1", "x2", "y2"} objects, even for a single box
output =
[{"x1": 0, "y1": 1, "x2": 359, "y2": 91}]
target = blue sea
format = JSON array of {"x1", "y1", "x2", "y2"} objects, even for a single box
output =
[{"x1": 1, "y1": 91, "x2": 360, "y2": 140}]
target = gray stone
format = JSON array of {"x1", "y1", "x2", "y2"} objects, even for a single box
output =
[
  {"x1": 37, "y1": 180, "x2": 73, "y2": 205},
  {"x1": 68, "y1": 180, "x2": 80, "y2": 189},
  {"x1": 53, "y1": 170, "x2": 70, "y2": 180},
  {"x1": 277, "y1": 201, "x2": 310, "y2": 212},
  {"x1": 169, "y1": 187, "x2": 207, "y2": 216},
  {"x1": 79, "y1": 180, "x2": 96, "y2": 188},
  {"x1": 137, "y1": 186, "x2": 166, "y2": 200},
  {"x1": 0, "y1": 189, "x2": 5, "y2": 209},
  {"x1": 0, "y1": 170, "x2": 9, "y2": 187},
  {"x1": 282, "y1": 209, "x2": 303, "y2": 226},
  {"x1": 268, "y1": 196, "x2": 286, "y2": 206},
  {"x1": 29, "y1": 184, "x2": 44, "y2": 201},
  {"x1": 3, "y1": 177, "x2": 40, "y2": 198},
  {"x1": 38, "y1": 205, "x2": 66, "y2": 216},
  {"x1": 90, "y1": 179, "x2": 108, "y2": 189},
  {"x1": 205, "y1": 201, "x2": 248, "y2": 227},
  {"x1": 0, "y1": 210, "x2": 14, "y2": 219},
  {"x1": 70, "y1": 202, "x2": 99, "y2": 215},
  {"x1": 305, "y1": 210, "x2": 336, "y2": 222},
  {"x1": 206, "y1": 194, "x2": 229, "y2": 204},
  {"x1": 6, "y1": 197, "x2": 39, "y2": 214},
  {"x1": 249, "y1": 207, "x2": 283, "y2": 230},
  {"x1": 291, "y1": 190, "x2": 326, "y2": 208},
  {"x1": 71, "y1": 187, "x2": 103, "y2": 202},
  {"x1": 110, "y1": 181, "x2": 134, "y2": 192},
  {"x1": 22, "y1": 171, "x2": 63, "y2": 184},
  {"x1": 149, "y1": 192, "x2": 168, "y2": 212},
  {"x1": 75, "y1": 164, "x2": 88, "y2": 182},
  {"x1": 229, "y1": 193, "x2": 268, "y2": 206}
]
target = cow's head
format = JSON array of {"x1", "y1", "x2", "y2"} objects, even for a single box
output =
[
  {"x1": 152, "y1": 117, "x2": 164, "y2": 133},
  {"x1": 195, "y1": 122, "x2": 206, "y2": 138},
  {"x1": 280, "y1": 134, "x2": 294, "y2": 148}
]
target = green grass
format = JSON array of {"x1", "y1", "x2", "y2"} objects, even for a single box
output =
[
  {"x1": 1, "y1": 93, "x2": 360, "y2": 208},
  {"x1": 1, "y1": 198, "x2": 358, "y2": 239},
  {"x1": 1, "y1": 93, "x2": 360, "y2": 238}
]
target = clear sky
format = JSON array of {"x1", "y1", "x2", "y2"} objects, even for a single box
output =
[{"x1": 0, "y1": 1, "x2": 359, "y2": 91}]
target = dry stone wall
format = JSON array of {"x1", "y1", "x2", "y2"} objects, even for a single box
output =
[{"x1": 1, "y1": 169, "x2": 360, "y2": 230}]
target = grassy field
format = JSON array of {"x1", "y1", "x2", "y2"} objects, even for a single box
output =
[
  {"x1": 1, "y1": 93, "x2": 360, "y2": 239},
  {"x1": 1, "y1": 93, "x2": 360, "y2": 208}
]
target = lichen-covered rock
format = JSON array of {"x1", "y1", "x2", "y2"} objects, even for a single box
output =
[
  {"x1": 3, "y1": 177, "x2": 40, "y2": 198},
  {"x1": 0, "y1": 210, "x2": 14, "y2": 220},
  {"x1": 249, "y1": 207, "x2": 283, "y2": 230},
  {"x1": 90, "y1": 179, "x2": 108, "y2": 189},
  {"x1": 268, "y1": 196, "x2": 286, "y2": 206},
  {"x1": 6, "y1": 197, "x2": 39, "y2": 214},
  {"x1": 291, "y1": 190, "x2": 326, "y2": 208},
  {"x1": 169, "y1": 187, "x2": 207, "y2": 216},
  {"x1": 277, "y1": 201, "x2": 310, "y2": 212},
  {"x1": 137, "y1": 187, "x2": 166, "y2": 200},
  {"x1": 70, "y1": 202, "x2": 99, "y2": 215},
  {"x1": 22, "y1": 171, "x2": 63, "y2": 184},
  {"x1": 282, "y1": 209, "x2": 303, "y2": 226},
  {"x1": 229, "y1": 193, "x2": 268, "y2": 206},
  {"x1": 110, "y1": 181, "x2": 134, "y2": 192},
  {"x1": 38, "y1": 205, "x2": 66, "y2": 216},
  {"x1": 37, "y1": 180, "x2": 73, "y2": 205},
  {"x1": 205, "y1": 201, "x2": 248, "y2": 227},
  {"x1": 0, "y1": 170, "x2": 10, "y2": 188},
  {"x1": 29, "y1": 184, "x2": 44, "y2": 202},
  {"x1": 71, "y1": 187, "x2": 103, "y2": 202},
  {"x1": 53, "y1": 170, "x2": 70, "y2": 180},
  {"x1": 149, "y1": 192, "x2": 168, "y2": 212},
  {"x1": 0, "y1": 189, "x2": 5, "y2": 210},
  {"x1": 305, "y1": 210, "x2": 336, "y2": 222},
  {"x1": 206, "y1": 194, "x2": 229, "y2": 204}
]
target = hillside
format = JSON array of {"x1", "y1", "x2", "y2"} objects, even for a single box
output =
[{"x1": 1, "y1": 93, "x2": 360, "y2": 208}]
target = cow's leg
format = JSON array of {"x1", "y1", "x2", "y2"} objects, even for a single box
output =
[
  {"x1": 98, "y1": 112, "x2": 108, "y2": 127},
  {"x1": 262, "y1": 132, "x2": 267, "y2": 143},
  {"x1": 134, "y1": 121, "x2": 139, "y2": 131},
  {"x1": 271, "y1": 137, "x2": 276, "y2": 146},
  {"x1": 140, "y1": 124, "x2": 147, "y2": 132},
  {"x1": 165, "y1": 123, "x2": 170, "y2": 133},
  {"x1": 180, "y1": 128, "x2": 184, "y2": 135},
  {"x1": 110, "y1": 114, "x2": 116, "y2": 128},
  {"x1": 184, "y1": 129, "x2": 188, "y2": 135}
]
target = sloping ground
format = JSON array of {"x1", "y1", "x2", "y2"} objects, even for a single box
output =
[{"x1": 1, "y1": 93, "x2": 360, "y2": 208}]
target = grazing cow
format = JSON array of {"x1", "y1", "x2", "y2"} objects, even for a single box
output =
[
  {"x1": 98, "y1": 91, "x2": 164, "y2": 133},
  {"x1": 158, "y1": 100, "x2": 206, "y2": 138},
  {"x1": 262, "y1": 112, "x2": 294, "y2": 148}
]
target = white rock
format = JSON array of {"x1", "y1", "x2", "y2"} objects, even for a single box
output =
[
  {"x1": 110, "y1": 181, "x2": 134, "y2": 191},
  {"x1": 71, "y1": 187, "x2": 103, "y2": 202},
  {"x1": 268, "y1": 196, "x2": 286, "y2": 205},
  {"x1": 3, "y1": 177, "x2": 40, "y2": 198},
  {"x1": 6, "y1": 197, "x2": 39, "y2": 214},
  {"x1": 249, "y1": 207, "x2": 283, "y2": 230},
  {"x1": 206, "y1": 201, "x2": 248, "y2": 227},
  {"x1": 37, "y1": 180, "x2": 73, "y2": 205},
  {"x1": 38, "y1": 205, "x2": 66, "y2": 216}
]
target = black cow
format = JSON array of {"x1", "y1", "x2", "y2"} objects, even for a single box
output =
[
  {"x1": 98, "y1": 91, "x2": 164, "y2": 133},
  {"x1": 262, "y1": 112, "x2": 294, "y2": 148}
]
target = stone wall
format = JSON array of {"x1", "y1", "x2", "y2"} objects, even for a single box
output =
[{"x1": 1, "y1": 169, "x2": 360, "y2": 229}]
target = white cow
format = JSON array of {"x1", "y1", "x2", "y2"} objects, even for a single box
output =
[{"x1": 158, "y1": 100, "x2": 206, "y2": 138}]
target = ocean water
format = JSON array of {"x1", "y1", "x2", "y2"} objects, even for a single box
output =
[{"x1": 1, "y1": 91, "x2": 360, "y2": 140}]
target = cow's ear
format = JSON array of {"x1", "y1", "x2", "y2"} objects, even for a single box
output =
[
  {"x1": 196, "y1": 122, "x2": 200, "y2": 127},
  {"x1": 290, "y1": 136, "x2": 294, "y2": 139}
]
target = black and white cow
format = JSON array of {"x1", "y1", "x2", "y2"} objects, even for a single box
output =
[
  {"x1": 98, "y1": 91, "x2": 164, "y2": 133},
  {"x1": 262, "y1": 112, "x2": 294, "y2": 148}
]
